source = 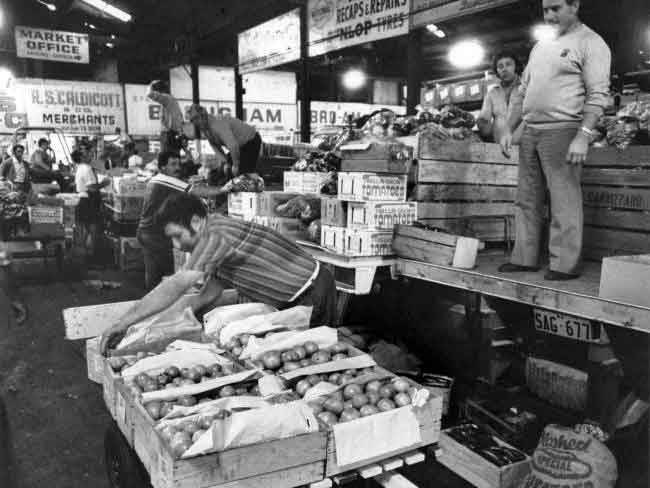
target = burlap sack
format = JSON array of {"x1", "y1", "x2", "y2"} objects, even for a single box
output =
[{"x1": 520, "y1": 425, "x2": 617, "y2": 488}]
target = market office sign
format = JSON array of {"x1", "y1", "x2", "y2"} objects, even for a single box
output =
[
  {"x1": 411, "y1": 0, "x2": 518, "y2": 27},
  {"x1": 238, "y1": 9, "x2": 301, "y2": 74},
  {"x1": 18, "y1": 78, "x2": 124, "y2": 134},
  {"x1": 308, "y1": 0, "x2": 410, "y2": 57},
  {"x1": 14, "y1": 26, "x2": 89, "y2": 64}
]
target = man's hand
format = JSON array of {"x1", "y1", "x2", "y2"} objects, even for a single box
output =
[
  {"x1": 499, "y1": 132, "x2": 513, "y2": 158},
  {"x1": 566, "y1": 132, "x2": 590, "y2": 164},
  {"x1": 99, "y1": 324, "x2": 127, "y2": 355},
  {"x1": 231, "y1": 161, "x2": 240, "y2": 177}
]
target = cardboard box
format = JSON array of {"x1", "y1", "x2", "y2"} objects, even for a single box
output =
[
  {"x1": 347, "y1": 202, "x2": 417, "y2": 230},
  {"x1": 228, "y1": 191, "x2": 315, "y2": 220},
  {"x1": 110, "y1": 195, "x2": 144, "y2": 221},
  {"x1": 599, "y1": 254, "x2": 650, "y2": 307},
  {"x1": 112, "y1": 175, "x2": 147, "y2": 196},
  {"x1": 252, "y1": 216, "x2": 310, "y2": 241},
  {"x1": 337, "y1": 172, "x2": 407, "y2": 202},
  {"x1": 321, "y1": 197, "x2": 348, "y2": 227},
  {"x1": 284, "y1": 171, "x2": 330, "y2": 194},
  {"x1": 345, "y1": 229, "x2": 394, "y2": 257},
  {"x1": 321, "y1": 225, "x2": 347, "y2": 254}
]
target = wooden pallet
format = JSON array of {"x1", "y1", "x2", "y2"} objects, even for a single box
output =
[{"x1": 414, "y1": 142, "x2": 517, "y2": 243}]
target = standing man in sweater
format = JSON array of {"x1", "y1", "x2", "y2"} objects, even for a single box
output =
[{"x1": 499, "y1": 0, "x2": 611, "y2": 280}]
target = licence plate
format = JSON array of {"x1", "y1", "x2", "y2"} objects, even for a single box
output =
[{"x1": 533, "y1": 308, "x2": 605, "y2": 343}]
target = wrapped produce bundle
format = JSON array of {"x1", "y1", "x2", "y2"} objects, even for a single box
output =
[{"x1": 222, "y1": 173, "x2": 265, "y2": 193}]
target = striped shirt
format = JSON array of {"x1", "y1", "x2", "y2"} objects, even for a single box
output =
[
  {"x1": 185, "y1": 215, "x2": 317, "y2": 307},
  {"x1": 138, "y1": 174, "x2": 190, "y2": 234}
]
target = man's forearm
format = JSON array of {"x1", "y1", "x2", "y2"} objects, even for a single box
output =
[
  {"x1": 114, "y1": 270, "x2": 204, "y2": 331},
  {"x1": 189, "y1": 185, "x2": 227, "y2": 198},
  {"x1": 581, "y1": 106, "x2": 602, "y2": 131},
  {"x1": 476, "y1": 118, "x2": 493, "y2": 139}
]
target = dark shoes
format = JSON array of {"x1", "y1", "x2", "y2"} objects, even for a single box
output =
[
  {"x1": 498, "y1": 263, "x2": 540, "y2": 272},
  {"x1": 544, "y1": 270, "x2": 580, "y2": 281}
]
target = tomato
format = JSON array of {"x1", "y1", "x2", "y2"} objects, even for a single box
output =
[
  {"x1": 343, "y1": 400, "x2": 354, "y2": 410},
  {"x1": 143, "y1": 381, "x2": 159, "y2": 393},
  {"x1": 299, "y1": 359, "x2": 312, "y2": 368},
  {"x1": 308, "y1": 402, "x2": 324, "y2": 415},
  {"x1": 235, "y1": 387, "x2": 248, "y2": 396},
  {"x1": 331, "y1": 353, "x2": 347, "y2": 361},
  {"x1": 171, "y1": 430, "x2": 191, "y2": 445},
  {"x1": 281, "y1": 351, "x2": 297, "y2": 363},
  {"x1": 311, "y1": 350, "x2": 331, "y2": 364},
  {"x1": 360, "y1": 404, "x2": 380, "y2": 416},
  {"x1": 135, "y1": 373, "x2": 152, "y2": 388},
  {"x1": 394, "y1": 392, "x2": 411, "y2": 407},
  {"x1": 172, "y1": 377, "x2": 183, "y2": 386},
  {"x1": 365, "y1": 380, "x2": 382, "y2": 394},
  {"x1": 323, "y1": 397, "x2": 344, "y2": 415},
  {"x1": 283, "y1": 361, "x2": 301, "y2": 372},
  {"x1": 164, "y1": 366, "x2": 180, "y2": 378},
  {"x1": 262, "y1": 351, "x2": 282, "y2": 370},
  {"x1": 366, "y1": 392, "x2": 380, "y2": 405},
  {"x1": 145, "y1": 401, "x2": 162, "y2": 420},
  {"x1": 329, "y1": 390, "x2": 344, "y2": 402},
  {"x1": 304, "y1": 341, "x2": 319, "y2": 355},
  {"x1": 328, "y1": 373, "x2": 341, "y2": 384},
  {"x1": 330, "y1": 343, "x2": 348, "y2": 354},
  {"x1": 178, "y1": 396, "x2": 197, "y2": 407},
  {"x1": 180, "y1": 378, "x2": 195, "y2": 387},
  {"x1": 194, "y1": 365, "x2": 208, "y2": 377},
  {"x1": 219, "y1": 385, "x2": 236, "y2": 397},
  {"x1": 157, "y1": 374, "x2": 170, "y2": 386},
  {"x1": 351, "y1": 393, "x2": 369, "y2": 408},
  {"x1": 221, "y1": 364, "x2": 236, "y2": 376},
  {"x1": 340, "y1": 407, "x2": 361, "y2": 422},
  {"x1": 292, "y1": 346, "x2": 307, "y2": 360},
  {"x1": 296, "y1": 379, "x2": 312, "y2": 397},
  {"x1": 159, "y1": 425, "x2": 176, "y2": 441},
  {"x1": 306, "y1": 374, "x2": 321, "y2": 386},
  {"x1": 249, "y1": 384, "x2": 260, "y2": 396},
  {"x1": 317, "y1": 411, "x2": 338, "y2": 427},
  {"x1": 343, "y1": 384, "x2": 363, "y2": 400},
  {"x1": 338, "y1": 374, "x2": 353, "y2": 385},
  {"x1": 392, "y1": 378, "x2": 410, "y2": 393},
  {"x1": 182, "y1": 421, "x2": 200, "y2": 435},
  {"x1": 378, "y1": 385, "x2": 395, "y2": 399},
  {"x1": 377, "y1": 398, "x2": 396, "y2": 412},
  {"x1": 344, "y1": 369, "x2": 357, "y2": 376},
  {"x1": 187, "y1": 368, "x2": 202, "y2": 382}
]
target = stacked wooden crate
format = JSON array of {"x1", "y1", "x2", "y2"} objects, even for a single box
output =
[
  {"x1": 321, "y1": 142, "x2": 416, "y2": 256},
  {"x1": 104, "y1": 175, "x2": 146, "y2": 237},
  {"x1": 414, "y1": 141, "x2": 517, "y2": 243}
]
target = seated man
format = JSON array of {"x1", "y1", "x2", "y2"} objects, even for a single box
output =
[
  {"x1": 100, "y1": 192, "x2": 337, "y2": 353},
  {"x1": 29, "y1": 138, "x2": 68, "y2": 190}
]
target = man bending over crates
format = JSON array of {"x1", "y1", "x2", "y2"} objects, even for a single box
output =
[
  {"x1": 498, "y1": 0, "x2": 611, "y2": 280},
  {"x1": 100, "y1": 192, "x2": 336, "y2": 354}
]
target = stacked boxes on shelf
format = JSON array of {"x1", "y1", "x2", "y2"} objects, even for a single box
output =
[
  {"x1": 321, "y1": 141, "x2": 416, "y2": 257},
  {"x1": 105, "y1": 175, "x2": 147, "y2": 237}
]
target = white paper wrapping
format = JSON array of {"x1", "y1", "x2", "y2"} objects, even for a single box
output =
[
  {"x1": 240, "y1": 326, "x2": 338, "y2": 360},
  {"x1": 219, "y1": 306, "x2": 313, "y2": 344},
  {"x1": 281, "y1": 354, "x2": 376, "y2": 381},
  {"x1": 160, "y1": 395, "x2": 271, "y2": 420},
  {"x1": 165, "y1": 340, "x2": 223, "y2": 354},
  {"x1": 116, "y1": 306, "x2": 202, "y2": 351},
  {"x1": 332, "y1": 406, "x2": 422, "y2": 466},
  {"x1": 182, "y1": 400, "x2": 319, "y2": 458},
  {"x1": 203, "y1": 303, "x2": 277, "y2": 338}
]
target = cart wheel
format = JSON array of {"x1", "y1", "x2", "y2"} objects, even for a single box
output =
[{"x1": 104, "y1": 421, "x2": 151, "y2": 488}]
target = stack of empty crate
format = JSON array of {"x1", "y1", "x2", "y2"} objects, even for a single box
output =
[{"x1": 321, "y1": 141, "x2": 416, "y2": 257}]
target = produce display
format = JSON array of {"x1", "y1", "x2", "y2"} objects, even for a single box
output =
[
  {"x1": 222, "y1": 173, "x2": 265, "y2": 193},
  {"x1": 158, "y1": 410, "x2": 233, "y2": 457},
  {"x1": 249, "y1": 341, "x2": 354, "y2": 374},
  {"x1": 275, "y1": 195, "x2": 321, "y2": 224},
  {"x1": 445, "y1": 423, "x2": 527, "y2": 467},
  {"x1": 307, "y1": 376, "x2": 416, "y2": 427},
  {"x1": 292, "y1": 151, "x2": 341, "y2": 173}
]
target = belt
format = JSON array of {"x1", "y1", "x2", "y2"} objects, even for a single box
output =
[{"x1": 289, "y1": 261, "x2": 320, "y2": 303}]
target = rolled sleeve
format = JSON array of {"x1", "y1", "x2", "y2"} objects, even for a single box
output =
[{"x1": 582, "y1": 36, "x2": 611, "y2": 110}]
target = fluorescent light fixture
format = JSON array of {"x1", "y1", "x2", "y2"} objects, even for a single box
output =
[
  {"x1": 448, "y1": 40, "x2": 485, "y2": 69},
  {"x1": 342, "y1": 69, "x2": 366, "y2": 90},
  {"x1": 426, "y1": 24, "x2": 446, "y2": 38},
  {"x1": 37, "y1": 0, "x2": 57, "y2": 11},
  {"x1": 105, "y1": 42, "x2": 114, "y2": 48},
  {"x1": 80, "y1": 0, "x2": 132, "y2": 22},
  {"x1": 89, "y1": 23, "x2": 96, "y2": 29},
  {"x1": 110, "y1": 34, "x2": 116, "y2": 39},
  {"x1": 533, "y1": 24, "x2": 557, "y2": 42}
]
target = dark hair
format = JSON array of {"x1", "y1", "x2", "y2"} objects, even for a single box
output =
[
  {"x1": 492, "y1": 49, "x2": 523, "y2": 76},
  {"x1": 12, "y1": 144, "x2": 24, "y2": 154},
  {"x1": 70, "y1": 149, "x2": 83, "y2": 164},
  {"x1": 158, "y1": 151, "x2": 180, "y2": 168},
  {"x1": 38, "y1": 138, "x2": 49, "y2": 147},
  {"x1": 155, "y1": 192, "x2": 206, "y2": 230}
]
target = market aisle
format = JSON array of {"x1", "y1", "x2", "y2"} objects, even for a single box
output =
[{"x1": 0, "y1": 270, "x2": 146, "y2": 488}]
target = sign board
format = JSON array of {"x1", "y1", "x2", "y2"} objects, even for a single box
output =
[
  {"x1": 170, "y1": 66, "x2": 297, "y2": 104},
  {"x1": 125, "y1": 84, "x2": 296, "y2": 143},
  {"x1": 14, "y1": 26, "x2": 89, "y2": 64},
  {"x1": 307, "y1": 0, "x2": 410, "y2": 57},
  {"x1": 411, "y1": 0, "x2": 518, "y2": 28},
  {"x1": 308, "y1": 101, "x2": 405, "y2": 130},
  {"x1": 533, "y1": 308, "x2": 608, "y2": 344},
  {"x1": 238, "y1": 9, "x2": 301, "y2": 74},
  {"x1": 17, "y1": 78, "x2": 124, "y2": 134}
]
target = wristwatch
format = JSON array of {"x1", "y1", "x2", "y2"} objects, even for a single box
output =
[{"x1": 580, "y1": 126, "x2": 596, "y2": 137}]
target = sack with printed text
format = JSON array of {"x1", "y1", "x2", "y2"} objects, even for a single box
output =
[{"x1": 519, "y1": 424, "x2": 617, "y2": 488}]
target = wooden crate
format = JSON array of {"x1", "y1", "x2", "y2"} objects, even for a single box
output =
[
  {"x1": 324, "y1": 374, "x2": 442, "y2": 477},
  {"x1": 581, "y1": 146, "x2": 650, "y2": 260},
  {"x1": 392, "y1": 225, "x2": 481, "y2": 269},
  {"x1": 114, "y1": 369, "x2": 327, "y2": 488},
  {"x1": 414, "y1": 142, "x2": 517, "y2": 243},
  {"x1": 438, "y1": 430, "x2": 530, "y2": 488}
]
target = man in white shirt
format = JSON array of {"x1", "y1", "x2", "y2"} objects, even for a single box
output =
[{"x1": 75, "y1": 149, "x2": 110, "y2": 263}]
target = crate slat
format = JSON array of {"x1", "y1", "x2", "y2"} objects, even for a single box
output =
[
  {"x1": 582, "y1": 168, "x2": 650, "y2": 186},
  {"x1": 417, "y1": 161, "x2": 518, "y2": 185},
  {"x1": 582, "y1": 186, "x2": 650, "y2": 210},
  {"x1": 417, "y1": 203, "x2": 515, "y2": 219},
  {"x1": 413, "y1": 184, "x2": 516, "y2": 202},
  {"x1": 418, "y1": 142, "x2": 518, "y2": 165}
]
